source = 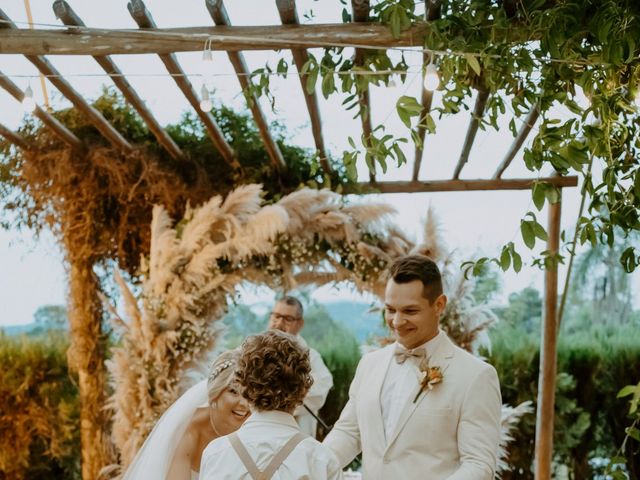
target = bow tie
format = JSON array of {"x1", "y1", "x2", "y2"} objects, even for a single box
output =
[{"x1": 394, "y1": 345, "x2": 426, "y2": 364}]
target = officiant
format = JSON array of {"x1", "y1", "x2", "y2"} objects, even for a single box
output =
[{"x1": 268, "y1": 295, "x2": 334, "y2": 438}]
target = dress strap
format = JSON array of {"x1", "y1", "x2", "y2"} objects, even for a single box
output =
[
  {"x1": 228, "y1": 432, "x2": 307, "y2": 480},
  {"x1": 261, "y1": 432, "x2": 306, "y2": 479},
  {"x1": 229, "y1": 433, "x2": 262, "y2": 480}
]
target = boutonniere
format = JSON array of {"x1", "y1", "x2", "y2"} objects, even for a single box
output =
[{"x1": 413, "y1": 358, "x2": 444, "y2": 403}]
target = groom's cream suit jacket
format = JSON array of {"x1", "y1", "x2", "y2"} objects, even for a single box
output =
[{"x1": 324, "y1": 333, "x2": 501, "y2": 480}]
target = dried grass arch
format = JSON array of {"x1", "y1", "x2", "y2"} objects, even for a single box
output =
[{"x1": 106, "y1": 183, "x2": 531, "y2": 477}]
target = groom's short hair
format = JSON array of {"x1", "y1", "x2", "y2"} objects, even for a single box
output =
[{"x1": 388, "y1": 254, "x2": 443, "y2": 303}]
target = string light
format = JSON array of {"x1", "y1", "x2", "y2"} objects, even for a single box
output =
[
  {"x1": 22, "y1": 84, "x2": 37, "y2": 113},
  {"x1": 202, "y1": 39, "x2": 213, "y2": 63},
  {"x1": 423, "y1": 59, "x2": 440, "y2": 91},
  {"x1": 199, "y1": 84, "x2": 213, "y2": 112}
]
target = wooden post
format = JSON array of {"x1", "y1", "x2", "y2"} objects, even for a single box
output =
[
  {"x1": 534, "y1": 190, "x2": 562, "y2": 480},
  {"x1": 66, "y1": 258, "x2": 113, "y2": 480}
]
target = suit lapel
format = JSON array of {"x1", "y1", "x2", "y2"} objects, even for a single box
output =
[{"x1": 384, "y1": 334, "x2": 456, "y2": 453}]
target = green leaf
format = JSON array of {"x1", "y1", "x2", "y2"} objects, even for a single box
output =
[
  {"x1": 512, "y1": 250, "x2": 523, "y2": 272},
  {"x1": 617, "y1": 384, "x2": 640, "y2": 398},
  {"x1": 499, "y1": 246, "x2": 511, "y2": 271},
  {"x1": 392, "y1": 143, "x2": 407, "y2": 166},
  {"x1": 532, "y1": 221, "x2": 548, "y2": 241},
  {"x1": 521, "y1": 221, "x2": 536, "y2": 249},
  {"x1": 465, "y1": 53, "x2": 482, "y2": 76},
  {"x1": 532, "y1": 183, "x2": 545, "y2": 210},
  {"x1": 321, "y1": 73, "x2": 335, "y2": 99},
  {"x1": 306, "y1": 66, "x2": 319, "y2": 95}
]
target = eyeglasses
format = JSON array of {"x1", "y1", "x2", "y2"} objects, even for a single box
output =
[{"x1": 269, "y1": 312, "x2": 300, "y2": 324}]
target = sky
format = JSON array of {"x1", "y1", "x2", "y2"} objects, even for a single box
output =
[{"x1": 1, "y1": 0, "x2": 636, "y2": 326}]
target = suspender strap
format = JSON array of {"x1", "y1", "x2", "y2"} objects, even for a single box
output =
[
  {"x1": 228, "y1": 432, "x2": 307, "y2": 480},
  {"x1": 262, "y1": 432, "x2": 306, "y2": 479},
  {"x1": 229, "y1": 433, "x2": 263, "y2": 480}
]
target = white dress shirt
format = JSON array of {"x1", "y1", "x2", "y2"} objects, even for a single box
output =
[
  {"x1": 380, "y1": 330, "x2": 445, "y2": 441},
  {"x1": 199, "y1": 410, "x2": 343, "y2": 480},
  {"x1": 293, "y1": 336, "x2": 334, "y2": 437}
]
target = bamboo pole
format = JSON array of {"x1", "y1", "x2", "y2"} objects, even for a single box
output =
[
  {"x1": 493, "y1": 104, "x2": 540, "y2": 179},
  {"x1": 0, "y1": 71, "x2": 83, "y2": 149},
  {"x1": 275, "y1": 0, "x2": 331, "y2": 174},
  {"x1": 534, "y1": 190, "x2": 562, "y2": 480},
  {"x1": 0, "y1": 122, "x2": 31, "y2": 151},
  {"x1": 126, "y1": 0, "x2": 238, "y2": 169},
  {"x1": 344, "y1": 175, "x2": 577, "y2": 194},
  {"x1": 52, "y1": 0, "x2": 185, "y2": 161},
  {"x1": 351, "y1": 0, "x2": 376, "y2": 183},
  {"x1": 412, "y1": 0, "x2": 441, "y2": 181},
  {"x1": 204, "y1": 0, "x2": 285, "y2": 171},
  {"x1": 453, "y1": 89, "x2": 489, "y2": 179},
  {"x1": 0, "y1": 23, "x2": 432, "y2": 55}
]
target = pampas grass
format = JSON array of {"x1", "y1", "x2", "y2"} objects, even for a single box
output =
[{"x1": 107, "y1": 184, "x2": 529, "y2": 477}]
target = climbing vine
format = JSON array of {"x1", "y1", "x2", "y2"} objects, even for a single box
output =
[{"x1": 246, "y1": 0, "x2": 640, "y2": 273}]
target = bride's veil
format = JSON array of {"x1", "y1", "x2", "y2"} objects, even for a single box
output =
[{"x1": 123, "y1": 379, "x2": 208, "y2": 480}]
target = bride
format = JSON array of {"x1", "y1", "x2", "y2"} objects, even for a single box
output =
[{"x1": 123, "y1": 350, "x2": 251, "y2": 480}]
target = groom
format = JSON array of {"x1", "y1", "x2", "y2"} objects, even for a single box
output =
[{"x1": 324, "y1": 254, "x2": 501, "y2": 479}]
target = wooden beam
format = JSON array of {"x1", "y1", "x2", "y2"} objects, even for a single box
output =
[
  {"x1": 0, "y1": 9, "x2": 133, "y2": 152},
  {"x1": 204, "y1": 0, "x2": 285, "y2": 171},
  {"x1": 52, "y1": 0, "x2": 184, "y2": 161},
  {"x1": 0, "y1": 71, "x2": 83, "y2": 149},
  {"x1": 0, "y1": 122, "x2": 30, "y2": 151},
  {"x1": 275, "y1": 0, "x2": 331, "y2": 175},
  {"x1": 343, "y1": 175, "x2": 578, "y2": 194},
  {"x1": 0, "y1": 23, "x2": 432, "y2": 56},
  {"x1": 351, "y1": 0, "x2": 375, "y2": 183},
  {"x1": 126, "y1": 0, "x2": 238, "y2": 169},
  {"x1": 412, "y1": 0, "x2": 441, "y2": 181},
  {"x1": 534, "y1": 191, "x2": 562, "y2": 480},
  {"x1": 493, "y1": 104, "x2": 540, "y2": 179},
  {"x1": 453, "y1": 89, "x2": 489, "y2": 179}
]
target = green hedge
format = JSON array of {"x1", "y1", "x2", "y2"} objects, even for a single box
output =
[
  {"x1": 2, "y1": 325, "x2": 638, "y2": 479},
  {"x1": 0, "y1": 332, "x2": 80, "y2": 480},
  {"x1": 486, "y1": 324, "x2": 640, "y2": 479}
]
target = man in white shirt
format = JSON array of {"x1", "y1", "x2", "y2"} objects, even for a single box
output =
[
  {"x1": 268, "y1": 296, "x2": 334, "y2": 437},
  {"x1": 324, "y1": 255, "x2": 502, "y2": 479},
  {"x1": 200, "y1": 330, "x2": 342, "y2": 480}
]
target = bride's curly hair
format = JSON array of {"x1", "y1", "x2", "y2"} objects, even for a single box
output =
[{"x1": 236, "y1": 330, "x2": 313, "y2": 412}]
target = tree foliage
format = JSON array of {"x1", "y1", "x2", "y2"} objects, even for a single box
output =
[{"x1": 249, "y1": 0, "x2": 640, "y2": 273}]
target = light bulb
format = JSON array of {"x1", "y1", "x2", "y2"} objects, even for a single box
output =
[
  {"x1": 423, "y1": 63, "x2": 440, "y2": 91},
  {"x1": 199, "y1": 99, "x2": 213, "y2": 112},
  {"x1": 199, "y1": 84, "x2": 212, "y2": 112},
  {"x1": 22, "y1": 85, "x2": 36, "y2": 113}
]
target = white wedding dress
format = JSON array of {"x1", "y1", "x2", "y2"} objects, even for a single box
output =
[{"x1": 123, "y1": 379, "x2": 208, "y2": 480}]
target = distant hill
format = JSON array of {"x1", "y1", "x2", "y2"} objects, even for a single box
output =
[
  {"x1": 323, "y1": 301, "x2": 387, "y2": 342},
  {"x1": 2, "y1": 323, "x2": 39, "y2": 336}
]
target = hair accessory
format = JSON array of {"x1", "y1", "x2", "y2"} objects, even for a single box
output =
[{"x1": 209, "y1": 360, "x2": 234, "y2": 381}]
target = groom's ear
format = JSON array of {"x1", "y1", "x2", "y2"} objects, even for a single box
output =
[{"x1": 434, "y1": 294, "x2": 447, "y2": 315}]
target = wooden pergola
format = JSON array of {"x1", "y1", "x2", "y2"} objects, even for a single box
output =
[{"x1": 0, "y1": 1, "x2": 576, "y2": 479}]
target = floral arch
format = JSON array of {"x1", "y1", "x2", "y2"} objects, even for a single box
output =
[{"x1": 107, "y1": 183, "x2": 529, "y2": 475}]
